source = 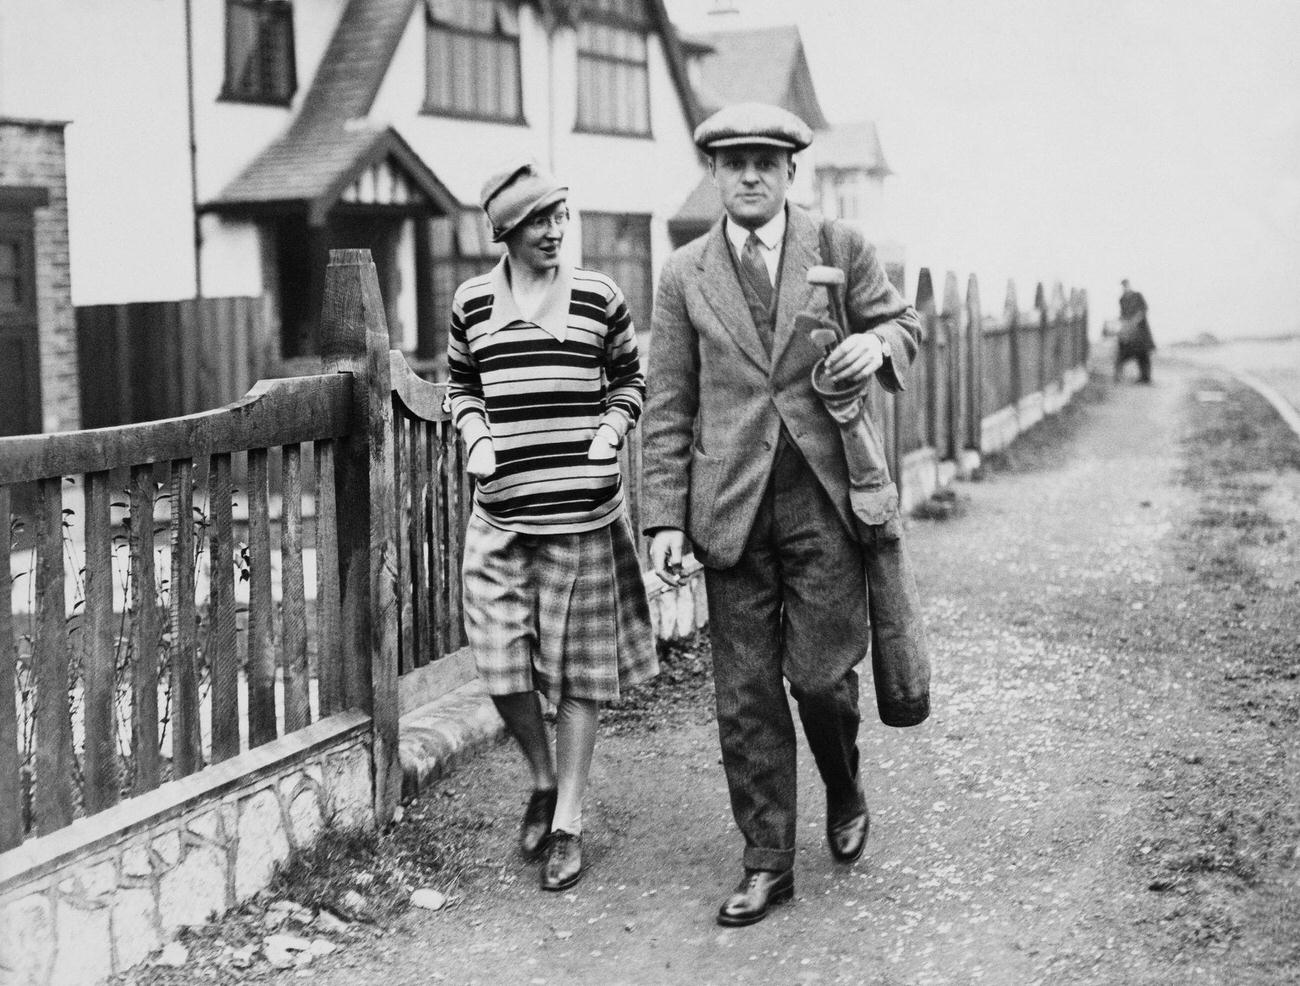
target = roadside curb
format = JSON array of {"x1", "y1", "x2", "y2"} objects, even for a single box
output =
[
  {"x1": 398, "y1": 679, "x2": 505, "y2": 800},
  {"x1": 1226, "y1": 368, "x2": 1300, "y2": 442}
]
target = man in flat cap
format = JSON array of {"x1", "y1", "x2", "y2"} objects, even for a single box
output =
[{"x1": 642, "y1": 102, "x2": 924, "y2": 925}]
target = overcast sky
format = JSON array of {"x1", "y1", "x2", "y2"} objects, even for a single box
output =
[{"x1": 668, "y1": 0, "x2": 1300, "y2": 340}]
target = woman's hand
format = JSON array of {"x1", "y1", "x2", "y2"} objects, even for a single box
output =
[
  {"x1": 587, "y1": 423, "x2": 621, "y2": 462},
  {"x1": 466, "y1": 439, "x2": 497, "y2": 479}
]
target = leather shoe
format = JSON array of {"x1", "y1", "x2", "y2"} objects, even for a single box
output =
[
  {"x1": 519, "y1": 788, "x2": 557, "y2": 859},
  {"x1": 540, "y1": 830, "x2": 582, "y2": 891},
  {"x1": 827, "y1": 805, "x2": 870, "y2": 863},
  {"x1": 716, "y1": 868, "x2": 794, "y2": 927}
]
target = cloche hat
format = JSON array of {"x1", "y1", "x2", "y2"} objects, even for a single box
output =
[{"x1": 479, "y1": 158, "x2": 568, "y2": 242}]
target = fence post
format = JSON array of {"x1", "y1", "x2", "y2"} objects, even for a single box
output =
[
  {"x1": 915, "y1": 269, "x2": 937, "y2": 454},
  {"x1": 966, "y1": 274, "x2": 983, "y2": 452},
  {"x1": 1004, "y1": 280, "x2": 1020, "y2": 409},
  {"x1": 1050, "y1": 283, "x2": 1067, "y2": 387},
  {"x1": 1076, "y1": 287, "x2": 1086, "y2": 369},
  {"x1": 942, "y1": 271, "x2": 963, "y2": 463},
  {"x1": 1034, "y1": 283, "x2": 1048, "y2": 397},
  {"x1": 320, "y1": 248, "x2": 401, "y2": 827}
]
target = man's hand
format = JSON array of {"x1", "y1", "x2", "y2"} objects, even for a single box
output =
[
  {"x1": 649, "y1": 528, "x2": 687, "y2": 587},
  {"x1": 824, "y1": 332, "x2": 885, "y2": 388},
  {"x1": 587, "y1": 423, "x2": 621, "y2": 462},
  {"x1": 466, "y1": 439, "x2": 496, "y2": 479}
]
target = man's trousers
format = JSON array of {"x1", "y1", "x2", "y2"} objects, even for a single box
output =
[{"x1": 703, "y1": 435, "x2": 870, "y2": 872}]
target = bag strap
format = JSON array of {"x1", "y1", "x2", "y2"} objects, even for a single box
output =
[
  {"x1": 818, "y1": 218, "x2": 835, "y2": 267},
  {"x1": 818, "y1": 218, "x2": 850, "y2": 335}
]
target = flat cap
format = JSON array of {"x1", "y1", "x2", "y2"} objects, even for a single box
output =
[
  {"x1": 479, "y1": 158, "x2": 568, "y2": 242},
  {"x1": 693, "y1": 102, "x2": 814, "y2": 153}
]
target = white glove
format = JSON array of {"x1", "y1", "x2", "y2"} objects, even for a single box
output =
[
  {"x1": 587, "y1": 423, "x2": 621, "y2": 462},
  {"x1": 466, "y1": 439, "x2": 496, "y2": 479}
]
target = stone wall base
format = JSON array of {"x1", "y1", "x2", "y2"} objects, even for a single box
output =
[{"x1": 0, "y1": 712, "x2": 374, "y2": 986}]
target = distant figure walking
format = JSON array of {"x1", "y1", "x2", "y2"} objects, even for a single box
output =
[{"x1": 1115, "y1": 278, "x2": 1155, "y2": 383}]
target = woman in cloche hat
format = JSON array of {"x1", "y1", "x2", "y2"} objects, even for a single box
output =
[{"x1": 445, "y1": 159, "x2": 657, "y2": 892}]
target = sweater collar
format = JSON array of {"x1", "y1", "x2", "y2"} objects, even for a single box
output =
[{"x1": 483, "y1": 255, "x2": 573, "y2": 342}]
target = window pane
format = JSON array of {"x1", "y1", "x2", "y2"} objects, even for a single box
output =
[
  {"x1": 425, "y1": 8, "x2": 520, "y2": 119},
  {"x1": 581, "y1": 213, "x2": 651, "y2": 329},
  {"x1": 226, "y1": 0, "x2": 294, "y2": 101},
  {"x1": 430, "y1": 216, "x2": 455, "y2": 253},
  {"x1": 499, "y1": 41, "x2": 520, "y2": 117},
  {"x1": 427, "y1": 29, "x2": 450, "y2": 106},
  {"x1": 451, "y1": 31, "x2": 473, "y2": 111},
  {"x1": 631, "y1": 64, "x2": 649, "y2": 132},
  {"x1": 575, "y1": 18, "x2": 648, "y2": 133},
  {"x1": 228, "y1": 4, "x2": 260, "y2": 92}
]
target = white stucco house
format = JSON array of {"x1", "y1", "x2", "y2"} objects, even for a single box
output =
[{"x1": 0, "y1": 0, "x2": 705, "y2": 419}]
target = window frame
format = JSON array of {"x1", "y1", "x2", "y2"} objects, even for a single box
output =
[
  {"x1": 221, "y1": 0, "x2": 298, "y2": 107},
  {"x1": 423, "y1": 210, "x2": 503, "y2": 365},
  {"x1": 574, "y1": 1, "x2": 653, "y2": 138},
  {"x1": 423, "y1": 0, "x2": 526, "y2": 125},
  {"x1": 579, "y1": 211, "x2": 653, "y2": 333}
]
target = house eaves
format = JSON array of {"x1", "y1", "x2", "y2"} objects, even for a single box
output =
[
  {"x1": 814, "y1": 120, "x2": 893, "y2": 177},
  {"x1": 209, "y1": 0, "x2": 705, "y2": 220}
]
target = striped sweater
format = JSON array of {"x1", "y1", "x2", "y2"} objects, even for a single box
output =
[{"x1": 448, "y1": 258, "x2": 645, "y2": 534}]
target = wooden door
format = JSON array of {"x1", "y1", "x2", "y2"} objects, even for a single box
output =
[{"x1": 0, "y1": 207, "x2": 42, "y2": 435}]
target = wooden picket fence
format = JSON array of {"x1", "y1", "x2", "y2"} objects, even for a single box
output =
[
  {"x1": 856, "y1": 269, "x2": 1088, "y2": 494},
  {"x1": 1, "y1": 249, "x2": 1088, "y2": 854},
  {"x1": 0, "y1": 251, "x2": 467, "y2": 850},
  {"x1": 75, "y1": 296, "x2": 271, "y2": 429}
]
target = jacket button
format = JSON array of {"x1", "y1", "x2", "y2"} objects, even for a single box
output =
[{"x1": 761, "y1": 439, "x2": 773, "y2": 450}]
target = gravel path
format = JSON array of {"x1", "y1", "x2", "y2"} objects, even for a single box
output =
[{"x1": 261, "y1": 356, "x2": 1299, "y2": 986}]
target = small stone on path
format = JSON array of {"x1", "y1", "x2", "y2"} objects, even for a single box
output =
[
  {"x1": 411, "y1": 888, "x2": 448, "y2": 910},
  {"x1": 155, "y1": 942, "x2": 188, "y2": 967}
]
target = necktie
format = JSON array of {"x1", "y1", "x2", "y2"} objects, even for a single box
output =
[{"x1": 740, "y1": 232, "x2": 774, "y2": 311}]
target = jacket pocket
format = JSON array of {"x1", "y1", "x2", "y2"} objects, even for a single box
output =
[{"x1": 686, "y1": 446, "x2": 725, "y2": 546}]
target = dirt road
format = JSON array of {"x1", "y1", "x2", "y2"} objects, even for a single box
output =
[{"x1": 255, "y1": 357, "x2": 1299, "y2": 986}]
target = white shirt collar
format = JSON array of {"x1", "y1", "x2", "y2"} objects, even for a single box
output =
[
  {"x1": 483, "y1": 255, "x2": 573, "y2": 342},
  {"x1": 725, "y1": 206, "x2": 787, "y2": 255}
]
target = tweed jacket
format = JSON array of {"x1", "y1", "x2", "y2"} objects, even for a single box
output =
[{"x1": 642, "y1": 205, "x2": 922, "y2": 569}]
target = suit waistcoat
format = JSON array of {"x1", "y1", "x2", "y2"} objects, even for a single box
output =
[{"x1": 727, "y1": 238, "x2": 779, "y2": 358}]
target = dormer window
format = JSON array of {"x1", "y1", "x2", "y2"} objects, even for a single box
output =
[
  {"x1": 576, "y1": 0, "x2": 651, "y2": 136},
  {"x1": 222, "y1": 0, "x2": 297, "y2": 105},
  {"x1": 424, "y1": 0, "x2": 523, "y2": 122}
]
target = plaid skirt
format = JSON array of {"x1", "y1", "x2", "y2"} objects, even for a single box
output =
[{"x1": 461, "y1": 511, "x2": 658, "y2": 703}]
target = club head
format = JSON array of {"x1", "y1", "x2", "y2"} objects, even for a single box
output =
[{"x1": 807, "y1": 265, "x2": 846, "y2": 287}]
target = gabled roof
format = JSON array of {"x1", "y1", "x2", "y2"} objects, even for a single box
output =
[
  {"x1": 690, "y1": 25, "x2": 829, "y2": 130},
  {"x1": 814, "y1": 120, "x2": 892, "y2": 176},
  {"x1": 208, "y1": 0, "x2": 703, "y2": 218},
  {"x1": 207, "y1": 0, "x2": 451, "y2": 222},
  {"x1": 670, "y1": 173, "x2": 721, "y2": 225}
]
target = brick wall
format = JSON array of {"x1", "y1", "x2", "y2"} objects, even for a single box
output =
[{"x1": 0, "y1": 119, "x2": 80, "y2": 432}]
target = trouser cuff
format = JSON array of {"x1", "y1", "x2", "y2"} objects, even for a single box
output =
[{"x1": 743, "y1": 846, "x2": 795, "y2": 872}]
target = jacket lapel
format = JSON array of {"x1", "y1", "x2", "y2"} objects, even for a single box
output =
[
  {"x1": 697, "y1": 220, "x2": 770, "y2": 373},
  {"x1": 769, "y1": 206, "x2": 820, "y2": 371}
]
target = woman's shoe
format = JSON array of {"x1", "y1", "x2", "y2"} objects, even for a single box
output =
[
  {"x1": 519, "y1": 788, "x2": 557, "y2": 859},
  {"x1": 540, "y1": 830, "x2": 582, "y2": 891}
]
